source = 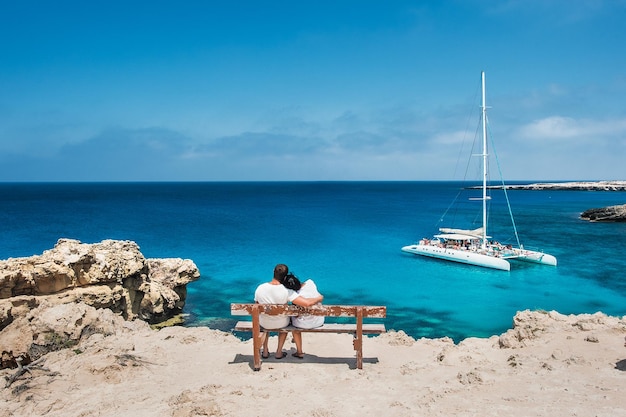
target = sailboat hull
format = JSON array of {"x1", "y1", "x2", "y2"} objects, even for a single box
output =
[
  {"x1": 401, "y1": 244, "x2": 511, "y2": 271},
  {"x1": 512, "y1": 250, "x2": 557, "y2": 266}
]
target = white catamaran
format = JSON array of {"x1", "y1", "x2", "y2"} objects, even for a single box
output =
[{"x1": 401, "y1": 72, "x2": 557, "y2": 271}]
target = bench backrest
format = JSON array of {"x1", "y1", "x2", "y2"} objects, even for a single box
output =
[{"x1": 230, "y1": 303, "x2": 386, "y2": 318}]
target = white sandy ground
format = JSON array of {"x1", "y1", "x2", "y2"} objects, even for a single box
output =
[{"x1": 2, "y1": 311, "x2": 626, "y2": 417}]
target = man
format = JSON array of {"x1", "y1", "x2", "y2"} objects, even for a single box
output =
[{"x1": 254, "y1": 264, "x2": 323, "y2": 359}]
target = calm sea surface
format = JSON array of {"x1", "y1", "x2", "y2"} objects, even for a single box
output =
[{"x1": 1, "y1": 182, "x2": 625, "y2": 341}]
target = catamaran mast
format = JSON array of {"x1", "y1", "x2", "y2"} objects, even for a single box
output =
[{"x1": 481, "y1": 71, "x2": 488, "y2": 250}]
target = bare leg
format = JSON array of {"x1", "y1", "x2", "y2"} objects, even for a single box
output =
[
  {"x1": 261, "y1": 332, "x2": 269, "y2": 358},
  {"x1": 292, "y1": 331, "x2": 304, "y2": 357},
  {"x1": 275, "y1": 332, "x2": 288, "y2": 358}
]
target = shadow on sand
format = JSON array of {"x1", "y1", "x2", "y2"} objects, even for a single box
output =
[{"x1": 229, "y1": 352, "x2": 379, "y2": 371}]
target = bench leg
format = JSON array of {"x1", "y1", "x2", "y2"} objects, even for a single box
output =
[
  {"x1": 353, "y1": 307, "x2": 363, "y2": 369},
  {"x1": 252, "y1": 306, "x2": 262, "y2": 371}
]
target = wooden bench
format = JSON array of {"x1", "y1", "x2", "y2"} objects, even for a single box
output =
[{"x1": 231, "y1": 303, "x2": 386, "y2": 371}]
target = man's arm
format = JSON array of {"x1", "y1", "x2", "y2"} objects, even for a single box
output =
[{"x1": 292, "y1": 294, "x2": 323, "y2": 307}]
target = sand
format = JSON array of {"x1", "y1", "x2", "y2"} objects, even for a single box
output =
[{"x1": 2, "y1": 310, "x2": 626, "y2": 417}]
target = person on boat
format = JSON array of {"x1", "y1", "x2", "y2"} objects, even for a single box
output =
[
  {"x1": 282, "y1": 273, "x2": 324, "y2": 359},
  {"x1": 254, "y1": 264, "x2": 323, "y2": 359}
]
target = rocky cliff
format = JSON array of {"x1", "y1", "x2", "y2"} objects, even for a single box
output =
[{"x1": 0, "y1": 239, "x2": 199, "y2": 368}]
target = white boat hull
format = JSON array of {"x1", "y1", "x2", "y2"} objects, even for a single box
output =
[
  {"x1": 401, "y1": 244, "x2": 511, "y2": 271},
  {"x1": 511, "y1": 250, "x2": 557, "y2": 266}
]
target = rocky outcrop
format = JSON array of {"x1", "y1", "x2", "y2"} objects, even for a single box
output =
[
  {"x1": 1, "y1": 301, "x2": 150, "y2": 369},
  {"x1": 498, "y1": 310, "x2": 626, "y2": 349},
  {"x1": 0, "y1": 238, "x2": 199, "y2": 328},
  {"x1": 580, "y1": 204, "x2": 626, "y2": 222},
  {"x1": 0, "y1": 239, "x2": 200, "y2": 369}
]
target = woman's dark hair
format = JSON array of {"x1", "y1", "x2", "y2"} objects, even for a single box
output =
[{"x1": 282, "y1": 272, "x2": 301, "y2": 291}]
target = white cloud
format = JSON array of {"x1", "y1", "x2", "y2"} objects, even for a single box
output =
[
  {"x1": 429, "y1": 130, "x2": 473, "y2": 147},
  {"x1": 519, "y1": 116, "x2": 626, "y2": 140}
]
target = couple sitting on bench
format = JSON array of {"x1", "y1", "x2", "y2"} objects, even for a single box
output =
[{"x1": 253, "y1": 263, "x2": 324, "y2": 359}]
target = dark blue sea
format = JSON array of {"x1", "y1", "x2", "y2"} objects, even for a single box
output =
[{"x1": 1, "y1": 182, "x2": 625, "y2": 341}]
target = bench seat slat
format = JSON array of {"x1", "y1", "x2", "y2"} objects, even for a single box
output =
[{"x1": 234, "y1": 321, "x2": 386, "y2": 334}]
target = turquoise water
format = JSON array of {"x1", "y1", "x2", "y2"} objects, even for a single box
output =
[{"x1": 1, "y1": 182, "x2": 625, "y2": 341}]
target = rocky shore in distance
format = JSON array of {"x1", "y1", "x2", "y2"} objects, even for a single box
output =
[
  {"x1": 501, "y1": 180, "x2": 626, "y2": 191},
  {"x1": 480, "y1": 180, "x2": 626, "y2": 222},
  {"x1": 0, "y1": 238, "x2": 199, "y2": 369}
]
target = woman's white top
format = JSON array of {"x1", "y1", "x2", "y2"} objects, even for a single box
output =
[{"x1": 291, "y1": 279, "x2": 324, "y2": 329}]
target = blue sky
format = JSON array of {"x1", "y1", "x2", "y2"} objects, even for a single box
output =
[{"x1": 1, "y1": 0, "x2": 625, "y2": 181}]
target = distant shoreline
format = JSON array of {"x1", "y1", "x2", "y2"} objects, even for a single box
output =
[{"x1": 485, "y1": 180, "x2": 626, "y2": 191}]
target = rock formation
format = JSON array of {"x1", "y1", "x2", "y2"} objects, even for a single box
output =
[
  {"x1": 0, "y1": 239, "x2": 199, "y2": 369},
  {"x1": 580, "y1": 204, "x2": 626, "y2": 222},
  {"x1": 498, "y1": 309, "x2": 625, "y2": 348},
  {"x1": 1, "y1": 300, "x2": 150, "y2": 370}
]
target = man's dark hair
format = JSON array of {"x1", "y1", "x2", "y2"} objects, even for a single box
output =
[{"x1": 273, "y1": 264, "x2": 289, "y2": 282}]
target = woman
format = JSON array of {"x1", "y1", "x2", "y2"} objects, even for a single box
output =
[{"x1": 282, "y1": 273, "x2": 324, "y2": 358}]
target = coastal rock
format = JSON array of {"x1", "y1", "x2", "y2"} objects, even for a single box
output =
[
  {"x1": 0, "y1": 238, "x2": 199, "y2": 327},
  {"x1": 0, "y1": 239, "x2": 146, "y2": 298},
  {"x1": 498, "y1": 310, "x2": 625, "y2": 349},
  {"x1": 1, "y1": 301, "x2": 150, "y2": 369},
  {"x1": 0, "y1": 239, "x2": 199, "y2": 369},
  {"x1": 580, "y1": 204, "x2": 626, "y2": 222}
]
